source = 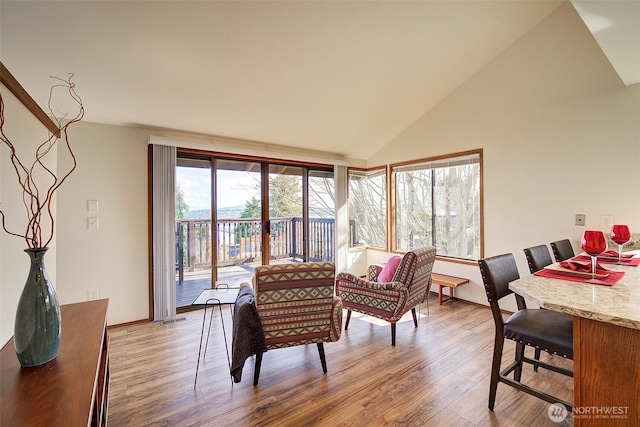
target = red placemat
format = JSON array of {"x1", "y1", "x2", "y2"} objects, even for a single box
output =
[
  {"x1": 574, "y1": 254, "x2": 640, "y2": 266},
  {"x1": 534, "y1": 268, "x2": 625, "y2": 286}
]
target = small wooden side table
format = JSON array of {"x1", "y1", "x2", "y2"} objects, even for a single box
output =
[{"x1": 432, "y1": 273, "x2": 469, "y2": 305}]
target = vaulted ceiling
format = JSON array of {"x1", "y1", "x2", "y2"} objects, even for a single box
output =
[{"x1": 1, "y1": 1, "x2": 637, "y2": 160}]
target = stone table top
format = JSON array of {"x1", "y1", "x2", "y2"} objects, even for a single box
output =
[{"x1": 509, "y1": 251, "x2": 640, "y2": 330}]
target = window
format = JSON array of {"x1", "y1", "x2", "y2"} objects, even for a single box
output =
[
  {"x1": 348, "y1": 168, "x2": 387, "y2": 249},
  {"x1": 173, "y1": 150, "x2": 336, "y2": 312},
  {"x1": 308, "y1": 170, "x2": 336, "y2": 261},
  {"x1": 392, "y1": 150, "x2": 482, "y2": 260}
]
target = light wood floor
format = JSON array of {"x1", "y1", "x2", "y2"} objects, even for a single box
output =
[{"x1": 108, "y1": 294, "x2": 574, "y2": 426}]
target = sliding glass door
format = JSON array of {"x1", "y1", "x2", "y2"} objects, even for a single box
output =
[
  {"x1": 175, "y1": 152, "x2": 334, "y2": 311},
  {"x1": 267, "y1": 166, "x2": 336, "y2": 264},
  {"x1": 175, "y1": 157, "x2": 213, "y2": 309},
  {"x1": 308, "y1": 170, "x2": 335, "y2": 262},
  {"x1": 215, "y1": 159, "x2": 263, "y2": 287},
  {"x1": 268, "y1": 165, "x2": 303, "y2": 266}
]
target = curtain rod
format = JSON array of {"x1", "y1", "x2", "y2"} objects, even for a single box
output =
[{"x1": 149, "y1": 135, "x2": 350, "y2": 167}]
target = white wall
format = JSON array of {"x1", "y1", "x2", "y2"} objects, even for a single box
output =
[
  {"x1": 1, "y1": 96, "x2": 151, "y2": 342},
  {"x1": 4, "y1": 3, "x2": 638, "y2": 342},
  {"x1": 1, "y1": 92, "x2": 58, "y2": 346},
  {"x1": 56, "y1": 122, "x2": 150, "y2": 326},
  {"x1": 54, "y1": 123, "x2": 354, "y2": 327},
  {"x1": 366, "y1": 3, "x2": 640, "y2": 308}
]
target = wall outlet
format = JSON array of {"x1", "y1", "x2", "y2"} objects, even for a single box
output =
[
  {"x1": 87, "y1": 289, "x2": 99, "y2": 300},
  {"x1": 575, "y1": 214, "x2": 586, "y2": 226},
  {"x1": 600, "y1": 215, "x2": 613, "y2": 228}
]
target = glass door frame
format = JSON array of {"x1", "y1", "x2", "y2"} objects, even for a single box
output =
[{"x1": 177, "y1": 148, "x2": 334, "y2": 287}]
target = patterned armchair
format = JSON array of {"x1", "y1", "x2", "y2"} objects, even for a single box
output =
[
  {"x1": 335, "y1": 246, "x2": 437, "y2": 346},
  {"x1": 253, "y1": 262, "x2": 343, "y2": 385}
]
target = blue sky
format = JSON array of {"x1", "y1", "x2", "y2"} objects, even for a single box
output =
[{"x1": 176, "y1": 167, "x2": 260, "y2": 210}]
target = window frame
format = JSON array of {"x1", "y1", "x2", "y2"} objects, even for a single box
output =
[
  {"x1": 347, "y1": 166, "x2": 389, "y2": 251},
  {"x1": 390, "y1": 149, "x2": 483, "y2": 263},
  {"x1": 176, "y1": 148, "x2": 336, "y2": 267}
]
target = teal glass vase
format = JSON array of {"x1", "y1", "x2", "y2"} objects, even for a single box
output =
[{"x1": 14, "y1": 248, "x2": 62, "y2": 367}]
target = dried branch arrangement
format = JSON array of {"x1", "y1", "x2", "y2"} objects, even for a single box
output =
[{"x1": 0, "y1": 74, "x2": 84, "y2": 249}]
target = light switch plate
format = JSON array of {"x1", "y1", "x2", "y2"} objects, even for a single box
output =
[
  {"x1": 87, "y1": 200, "x2": 99, "y2": 213},
  {"x1": 575, "y1": 214, "x2": 585, "y2": 226},
  {"x1": 87, "y1": 217, "x2": 99, "y2": 230}
]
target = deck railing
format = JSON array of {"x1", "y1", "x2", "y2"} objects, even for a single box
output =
[{"x1": 176, "y1": 217, "x2": 344, "y2": 273}]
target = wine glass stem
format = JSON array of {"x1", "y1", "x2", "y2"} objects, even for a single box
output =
[
  {"x1": 591, "y1": 256, "x2": 597, "y2": 280},
  {"x1": 618, "y1": 244, "x2": 623, "y2": 264}
]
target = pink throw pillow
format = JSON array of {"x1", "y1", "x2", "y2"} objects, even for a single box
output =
[{"x1": 377, "y1": 255, "x2": 403, "y2": 282}]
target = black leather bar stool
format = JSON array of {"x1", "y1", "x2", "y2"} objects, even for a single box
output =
[
  {"x1": 550, "y1": 239, "x2": 575, "y2": 262},
  {"x1": 478, "y1": 253, "x2": 573, "y2": 411},
  {"x1": 523, "y1": 244, "x2": 553, "y2": 274},
  {"x1": 522, "y1": 244, "x2": 555, "y2": 369}
]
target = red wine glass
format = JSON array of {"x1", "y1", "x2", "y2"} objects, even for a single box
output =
[
  {"x1": 581, "y1": 230, "x2": 607, "y2": 281},
  {"x1": 610, "y1": 224, "x2": 631, "y2": 264}
]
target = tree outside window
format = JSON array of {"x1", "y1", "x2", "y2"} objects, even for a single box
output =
[
  {"x1": 348, "y1": 168, "x2": 387, "y2": 249},
  {"x1": 393, "y1": 151, "x2": 481, "y2": 260}
]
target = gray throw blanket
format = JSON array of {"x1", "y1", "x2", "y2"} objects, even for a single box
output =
[{"x1": 230, "y1": 286, "x2": 267, "y2": 383}]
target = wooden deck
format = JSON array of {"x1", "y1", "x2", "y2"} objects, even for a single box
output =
[
  {"x1": 176, "y1": 265, "x2": 255, "y2": 309},
  {"x1": 176, "y1": 259, "x2": 301, "y2": 309}
]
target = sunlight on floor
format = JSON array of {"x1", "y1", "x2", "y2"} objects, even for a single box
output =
[{"x1": 349, "y1": 308, "x2": 428, "y2": 327}]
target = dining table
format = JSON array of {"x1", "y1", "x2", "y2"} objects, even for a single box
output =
[{"x1": 509, "y1": 250, "x2": 640, "y2": 427}]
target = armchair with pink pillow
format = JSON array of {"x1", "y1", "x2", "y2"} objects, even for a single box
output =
[{"x1": 335, "y1": 246, "x2": 437, "y2": 346}]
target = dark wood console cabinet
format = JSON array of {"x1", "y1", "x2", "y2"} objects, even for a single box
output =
[{"x1": 1, "y1": 299, "x2": 109, "y2": 426}]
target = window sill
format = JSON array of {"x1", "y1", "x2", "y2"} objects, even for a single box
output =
[{"x1": 435, "y1": 256, "x2": 478, "y2": 266}]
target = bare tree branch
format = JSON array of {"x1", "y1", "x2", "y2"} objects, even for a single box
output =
[{"x1": 0, "y1": 74, "x2": 83, "y2": 248}]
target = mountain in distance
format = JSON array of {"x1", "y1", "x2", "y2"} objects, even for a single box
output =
[
  {"x1": 184, "y1": 206, "x2": 333, "y2": 220},
  {"x1": 185, "y1": 206, "x2": 244, "y2": 220}
]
